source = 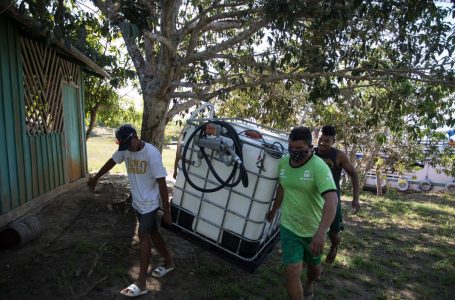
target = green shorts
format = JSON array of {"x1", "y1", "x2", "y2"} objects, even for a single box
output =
[
  {"x1": 329, "y1": 192, "x2": 344, "y2": 234},
  {"x1": 280, "y1": 226, "x2": 321, "y2": 266}
]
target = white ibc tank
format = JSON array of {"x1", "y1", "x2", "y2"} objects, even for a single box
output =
[{"x1": 172, "y1": 119, "x2": 287, "y2": 259}]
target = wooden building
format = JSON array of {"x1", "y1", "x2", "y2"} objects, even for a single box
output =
[{"x1": 0, "y1": 5, "x2": 109, "y2": 228}]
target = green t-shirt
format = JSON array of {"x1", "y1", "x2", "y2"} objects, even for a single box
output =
[{"x1": 278, "y1": 154, "x2": 337, "y2": 237}]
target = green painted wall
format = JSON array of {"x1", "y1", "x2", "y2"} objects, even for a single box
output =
[
  {"x1": 0, "y1": 15, "x2": 87, "y2": 216},
  {"x1": 0, "y1": 15, "x2": 24, "y2": 215},
  {"x1": 63, "y1": 84, "x2": 83, "y2": 182}
]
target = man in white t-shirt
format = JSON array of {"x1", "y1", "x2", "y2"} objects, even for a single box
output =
[{"x1": 88, "y1": 124, "x2": 174, "y2": 297}]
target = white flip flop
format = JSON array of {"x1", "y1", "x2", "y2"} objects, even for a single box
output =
[
  {"x1": 120, "y1": 283, "x2": 147, "y2": 297},
  {"x1": 151, "y1": 266, "x2": 175, "y2": 278}
]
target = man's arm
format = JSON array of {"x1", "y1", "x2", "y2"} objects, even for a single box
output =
[
  {"x1": 310, "y1": 191, "x2": 338, "y2": 256},
  {"x1": 172, "y1": 129, "x2": 186, "y2": 179},
  {"x1": 88, "y1": 158, "x2": 117, "y2": 192},
  {"x1": 338, "y1": 152, "x2": 360, "y2": 213},
  {"x1": 157, "y1": 177, "x2": 172, "y2": 225},
  {"x1": 266, "y1": 184, "x2": 284, "y2": 222},
  {"x1": 173, "y1": 150, "x2": 181, "y2": 180}
]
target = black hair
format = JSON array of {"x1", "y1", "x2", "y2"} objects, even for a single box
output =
[
  {"x1": 289, "y1": 126, "x2": 312, "y2": 144},
  {"x1": 321, "y1": 125, "x2": 336, "y2": 137}
]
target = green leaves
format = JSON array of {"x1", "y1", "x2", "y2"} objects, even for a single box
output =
[
  {"x1": 308, "y1": 78, "x2": 340, "y2": 103},
  {"x1": 118, "y1": 21, "x2": 141, "y2": 42},
  {"x1": 375, "y1": 133, "x2": 387, "y2": 145},
  {"x1": 216, "y1": 81, "x2": 306, "y2": 130}
]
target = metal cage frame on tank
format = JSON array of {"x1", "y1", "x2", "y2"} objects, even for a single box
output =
[{"x1": 167, "y1": 106, "x2": 288, "y2": 272}]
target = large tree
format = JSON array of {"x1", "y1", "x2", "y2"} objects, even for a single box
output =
[
  {"x1": 61, "y1": 2, "x2": 136, "y2": 139},
  {"x1": 217, "y1": 81, "x2": 307, "y2": 130},
  {"x1": 12, "y1": 0, "x2": 136, "y2": 138},
  {"x1": 89, "y1": 0, "x2": 455, "y2": 150}
]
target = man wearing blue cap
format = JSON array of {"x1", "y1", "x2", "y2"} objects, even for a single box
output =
[{"x1": 88, "y1": 124, "x2": 174, "y2": 297}]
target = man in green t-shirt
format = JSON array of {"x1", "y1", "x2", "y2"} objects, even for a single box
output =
[{"x1": 267, "y1": 126, "x2": 338, "y2": 300}]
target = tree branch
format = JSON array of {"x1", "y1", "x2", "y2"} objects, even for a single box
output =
[
  {"x1": 169, "y1": 85, "x2": 240, "y2": 102},
  {"x1": 201, "y1": 21, "x2": 243, "y2": 31},
  {"x1": 171, "y1": 81, "x2": 224, "y2": 88},
  {"x1": 162, "y1": 0, "x2": 180, "y2": 37},
  {"x1": 121, "y1": 32, "x2": 146, "y2": 75},
  {"x1": 184, "y1": 18, "x2": 267, "y2": 63},
  {"x1": 171, "y1": 69, "x2": 454, "y2": 99},
  {"x1": 145, "y1": 32, "x2": 175, "y2": 55},
  {"x1": 167, "y1": 98, "x2": 200, "y2": 120},
  {"x1": 178, "y1": 1, "x2": 251, "y2": 37},
  {"x1": 210, "y1": 53, "x2": 276, "y2": 72},
  {"x1": 144, "y1": 37, "x2": 156, "y2": 77},
  {"x1": 151, "y1": 0, "x2": 181, "y2": 96},
  {"x1": 169, "y1": 66, "x2": 455, "y2": 103},
  {"x1": 93, "y1": 0, "x2": 146, "y2": 74},
  {"x1": 180, "y1": 7, "x2": 257, "y2": 59}
]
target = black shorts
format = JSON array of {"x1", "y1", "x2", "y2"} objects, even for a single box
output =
[
  {"x1": 136, "y1": 208, "x2": 159, "y2": 234},
  {"x1": 329, "y1": 191, "x2": 344, "y2": 233}
]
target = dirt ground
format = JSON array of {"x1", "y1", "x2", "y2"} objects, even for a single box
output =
[
  {"x1": 0, "y1": 174, "x2": 282, "y2": 300},
  {"x1": 2, "y1": 173, "x2": 454, "y2": 300}
]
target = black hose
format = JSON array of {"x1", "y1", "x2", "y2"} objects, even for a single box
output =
[
  {"x1": 213, "y1": 121, "x2": 249, "y2": 187},
  {"x1": 181, "y1": 121, "x2": 249, "y2": 193},
  {"x1": 238, "y1": 129, "x2": 284, "y2": 159}
]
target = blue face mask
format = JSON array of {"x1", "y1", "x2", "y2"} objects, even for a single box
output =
[{"x1": 288, "y1": 148, "x2": 309, "y2": 161}]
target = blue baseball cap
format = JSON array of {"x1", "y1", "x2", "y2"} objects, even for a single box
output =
[{"x1": 115, "y1": 124, "x2": 136, "y2": 151}]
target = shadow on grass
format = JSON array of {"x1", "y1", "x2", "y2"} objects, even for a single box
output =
[
  {"x1": 388, "y1": 190, "x2": 455, "y2": 208},
  {"x1": 4, "y1": 177, "x2": 452, "y2": 300},
  {"x1": 325, "y1": 192, "x2": 455, "y2": 300}
]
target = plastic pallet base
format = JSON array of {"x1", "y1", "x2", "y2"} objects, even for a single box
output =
[{"x1": 161, "y1": 221, "x2": 280, "y2": 273}]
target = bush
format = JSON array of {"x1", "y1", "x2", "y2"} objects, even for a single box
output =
[
  {"x1": 164, "y1": 120, "x2": 184, "y2": 145},
  {"x1": 92, "y1": 98, "x2": 142, "y2": 130}
]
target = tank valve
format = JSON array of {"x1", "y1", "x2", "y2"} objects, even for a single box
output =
[{"x1": 195, "y1": 135, "x2": 238, "y2": 166}]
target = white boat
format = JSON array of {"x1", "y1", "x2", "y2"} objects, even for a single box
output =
[{"x1": 363, "y1": 130, "x2": 455, "y2": 193}]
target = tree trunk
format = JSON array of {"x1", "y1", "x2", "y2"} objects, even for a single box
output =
[
  {"x1": 356, "y1": 147, "x2": 380, "y2": 193},
  {"x1": 376, "y1": 167, "x2": 383, "y2": 196},
  {"x1": 85, "y1": 105, "x2": 99, "y2": 141},
  {"x1": 140, "y1": 92, "x2": 170, "y2": 151}
]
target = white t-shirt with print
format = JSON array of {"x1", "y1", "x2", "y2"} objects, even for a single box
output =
[{"x1": 112, "y1": 143, "x2": 167, "y2": 214}]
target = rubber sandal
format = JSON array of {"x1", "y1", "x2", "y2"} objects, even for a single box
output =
[
  {"x1": 120, "y1": 283, "x2": 147, "y2": 297},
  {"x1": 151, "y1": 266, "x2": 175, "y2": 278}
]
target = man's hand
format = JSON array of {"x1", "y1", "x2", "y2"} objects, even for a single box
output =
[
  {"x1": 309, "y1": 231, "x2": 325, "y2": 256},
  {"x1": 87, "y1": 177, "x2": 97, "y2": 193},
  {"x1": 162, "y1": 211, "x2": 173, "y2": 225},
  {"x1": 351, "y1": 199, "x2": 360, "y2": 214},
  {"x1": 87, "y1": 159, "x2": 116, "y2": 193}
]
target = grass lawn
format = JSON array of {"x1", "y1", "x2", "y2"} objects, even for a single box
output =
[
  {"x1": 180, "y1": 191, "x2": 455, "y2": 300},
  {"x1": 319, "y1": 191, "x2": 455, "y2": 299},
  {"x1": 86, "y1": 128, "x2": 455, "y2": 299}
]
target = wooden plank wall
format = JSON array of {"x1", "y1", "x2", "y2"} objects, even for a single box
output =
[
  {"x1": 0, "y1": 15, "x2": 85, "y2": 217},
  {"x1": 79, "y1": 72, "x2": 88, "y2": 176},
  {"x1": 0, "y1": 15, "x2": 25, "y2": 215},
  {"x1": 27, "y1": 134, "x2": 65, "y2": 198}
]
